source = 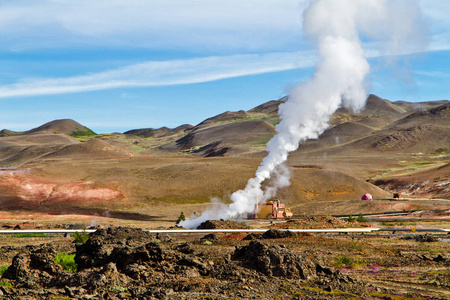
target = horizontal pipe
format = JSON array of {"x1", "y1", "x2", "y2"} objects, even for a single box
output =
[{"x1": 0, "y1": 228, "x2": 448, "y2": 234}]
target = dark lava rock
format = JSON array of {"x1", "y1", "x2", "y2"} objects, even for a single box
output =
[
  {"x1": 197, "y1": 219, "x2": 250, "y2": 229},
  {"x1": 232, "y1": 240, "x2": 316, "y2": 279},
  {"x1": 262, "y1": 229, "x2": 297, "y2": 239},
  {"x1": 1, "y1": 226, "x2": 366, "y2": 299},
  {"x1": 401, "y1": 234, "x2": 438, "y2": 243},
  {"x1": 75, "y1": 226, "x2": 154, "y2": 270},
  {"x1": 243, "y1": 233, "x2": 263, "y2": 240},
  {"x1": 243, "y1": 229, "x2": 299, "y2": 240},
  {"x1": 200, "y1": 233, "x2": 218, "y2": 241},
  {"x1": 174, "y1": 242, "x2": 195, "y2": 254},
  {"x1": 2, "y1": 244, "x2": 66, "y2": 288}
]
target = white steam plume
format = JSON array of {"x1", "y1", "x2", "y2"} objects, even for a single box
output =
[{"x1": 179, "y1": 0, "x2": 426, "y2": 229}]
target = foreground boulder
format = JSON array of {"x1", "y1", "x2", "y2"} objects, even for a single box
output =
[
  {"x1": 232, "y1": 240, "x2": 316, "y2": 279},
  {"x1": 75, "y1": 226, "x2": 155, "y2": 270}
]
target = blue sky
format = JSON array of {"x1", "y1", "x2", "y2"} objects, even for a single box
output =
[{"x1": 0, "y1": 0, "x2": 449, "y2": 133}]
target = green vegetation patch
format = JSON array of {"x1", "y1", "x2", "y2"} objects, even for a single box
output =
[
  {"x1": 181, "y1": 145, "x2": 206, "y2": 154},
  {"x1": 356, "y1": 213, "x2": 367, "y2": 222},
  {"x1": 246, "y1": 135, "x2": 274, "y2": 145},
  {"x1": 335, "y1": 254, "x2": 364, "y2": 268},
  {"x1": 71, "y1": 230, "x2": 90, "y2": 244},
  {"x1": 0, "y1": 265, "x2": 9, "y2": 275},
  {"x1": 411, "y1": 161, "x2": 435, "y2": 167},
  {"x1": 8, "y1": 233, "x2": 47, "y2": 238},
  {"x1": 69, "y1": 127, "x2": 98, "y2": 139},
  {"x1": 380, "y1": 221, "x2": 417, "y2": 227},
  {"x1": 108, "y1": 285, "x2": 128, "y2": 293},
  {"x1": 368, "y1": 291, "x2": 428, "y2": 300},
  {"x1": 0, "y1": 281, "x2": 11, "y2": 288},
  {"x1": 54, "y1": 253, "x2": 77, "y2": 273},
  {"x1": 435, "y1": 148, "x2": 446, "y2": 154},
  {"x1": 176, "y1": 212, "x2": 186, "y2": 224}
]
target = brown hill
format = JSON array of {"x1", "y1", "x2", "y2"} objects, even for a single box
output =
[
  {"x1": 124, "y1": 127, "x2": 171, "y2": 138},
  {"x1": 164, "y1": 120, "x2": 275, "y2": 156},
  {"x1": 373, "y1": 162, "x2": 450, "y2": 199},
  {"x1": 248, "y1": 97, "x2": 287, "y2": 114},
  {"x1": 295, "y1": 100, "x2": 449, "y2": 156},
  {"x1": 393, "y1": 99, "x2": 449, "y2": 111},
  {"x1": 124, "y1": 124, "x2": 193, "y2": 138},
  {"x1": 298, "y1": 122, "x2": 374, "y2": 152},
  {"x1": 0, "y1": 134, "x2": 79, "y2": 166},
  {"x1": 43, "y1": 138, "x2": 133, "y2": 159},
  {"x1": 26, "y1": 119, "x2": 95, "y2": 136},
  {"x1": 336, "y1": 94, "x2": 405, "y2": 116},
  {"x1": 197, "y1": 110, "x2": 249, "y2": 127},
  {"x1": 0, "y1": 129, "x2": 19, "y2": 137},
  {"x1": 389, "y1": 102, "x2": 450, "y2": 128}
]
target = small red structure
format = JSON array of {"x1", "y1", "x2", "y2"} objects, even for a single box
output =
[{"x1": 361, "y1": 193, "x2": 373, "y2": 201}]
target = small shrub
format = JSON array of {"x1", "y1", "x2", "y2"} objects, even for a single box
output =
[
  {"x1": 356, "y1": 213, "x2": 367, "y2": 222},
  {"x1": 72, "y1": 230, "x2": 90, "y2": 244},
  {"x1": 0, "y1": 265, "x2": 9, "y2": 276},
  {"x1": 54, "y1": 253, "x2": 77, "y2": 273},
  {"x1": 347, "y1": 215, "x2": 356, "y2": 222},
  {"x1": 202, "y1": 241, "x2": 213, "y2": 245},
  {"x1": 351, "y1": 240, "x2": 364, "y2": 251},
  {"x1": 0, "y1": 281, "x2": 11, "y2": 288},
  {"x1": 335, "y1": 255, "x2": 364, "y2": 268},
  {"x1": 176, "y1": 212, "x2": 186, "y2": 224},
  {"x1": 435, "y1": 148, "x2": 446, "y2": 154},
  {"x1": 335, "y1": 255, "x2": 352, "y2": 266}
]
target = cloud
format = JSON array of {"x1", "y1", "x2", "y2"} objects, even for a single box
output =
[
  {"x1": 0, "y1": 0, "x2": 306, "y2": 52},
  {"x1": 0, "y1": 52, "x2": 315, "y2": 98}
]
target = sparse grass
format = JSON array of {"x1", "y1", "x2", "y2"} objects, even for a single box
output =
[
  {"x1": 435, "y1": 148, "x2": 446, "y2": 155},
  {"x1": 0, "y1": 265, "x2": 9, "y2": 275},
  {"x1": 290, "y1": 291, "x2": 305, "y2": 298},
  {"x1": 7, "y1": 233, "x2": 47, "y2": 238},
  {"x1": 54, "y1": 253, "x2": 77, "y2": 273},
  {"x1": 202, "y1": 241, "x2": 213, "y2": 245},
  {"x1": 246, "y1": 135, "x2": 274, "y2": 145},
  {"x1": 180, "y1": 145, "x2": 206, "y2": 154},
  {"x1": 108, "y1": 285, "x2": 128, "y2": 293},
  {"x1": 417, "y1": 244, "x2": 440, "y2": 254},
  {"x1": 302, "y1": 286, "x2": 354, "y2": 296},
  {"x1": 335, "y1": 254, "x2": 364, "y2": 268},
  {"x1": 368, "y1": 291, "x2": 428, "y2": 300},
  {"x1": 411, "y1": 162, "x2": 435, "y2": 167},
  {"x1": 335, "y1": 254, "x2": 352, "y2": 266},
  {"x1": 380, "y1": 221, "x2": 417, "y2": 227},
  {"x1": 350, "y1": 240, "x2": 364, "y2": 251}
]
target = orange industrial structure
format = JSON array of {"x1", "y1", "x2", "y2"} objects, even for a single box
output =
[{"x1": 248, "y1": 199, "x2": 293, "y2": 219}]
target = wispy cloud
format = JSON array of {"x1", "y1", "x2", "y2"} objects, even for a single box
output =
[
  {"x1": 0, "y1": 0, "x2": 305, "y2": 52},
  {"x1": 0, "y1": 52, "x2": 315, "y2": 98}
]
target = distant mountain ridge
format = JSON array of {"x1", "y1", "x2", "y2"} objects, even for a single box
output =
[{"x1": 0, "y1": 95, "x2": 448, "y2": 166}]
